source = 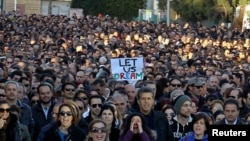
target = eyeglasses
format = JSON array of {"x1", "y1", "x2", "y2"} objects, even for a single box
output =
[
  {"x1": 77, "y1": 97, "x2": 88, "y2": 101},
  {"x1": 32, "y1": 87, "x2": 37, "y2": 90},
  {"x1": 0, "y1": 108, "x2": 11, "y2": 113},
  {"x1": 229, "y1": 96, "x2": 236, "y2": 99},
  {"x1": 91, "y1": 104, "x2": 102, "y2": 108},
  {"x1": 59, "y1": 111, "x2": 73, "y2": 116},
  {"x1": 165, "y1": 112, "x2": 175, "y2": 117},
  {"x1": 195, "y1": 86, "x2": 203, "y2": 89},
  {"x1": 171, "y1": 84, "x2": 181, "y2": 87},
  {"x1": 65, "y1": 88, "x2": 75, "y2": 92},
  {"x1": 7, "y1": 61, "x2": 13, "y2": 64},
  {"x1": 0, "y1": 94, "x2": 6, "y2": 97},
  {"x1": 91, "y1": 127, "x2": 106, "y2": 133}
]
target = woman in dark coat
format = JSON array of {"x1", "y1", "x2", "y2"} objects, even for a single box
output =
[
  {"x1": 43, "y1": 102, "x2": 86, "y2": 141},
  {"x1": 0, "y1": 100, "x2": 23, "y2": 141}
]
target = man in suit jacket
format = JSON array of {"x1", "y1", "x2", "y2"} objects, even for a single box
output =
[{"x1": 215, "y1": 98, "x2": 246, "y2": 125}]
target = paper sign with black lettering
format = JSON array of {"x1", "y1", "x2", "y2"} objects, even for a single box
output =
[{"x1": 111, "y1": 58, "x2": 144, "y2": 80}]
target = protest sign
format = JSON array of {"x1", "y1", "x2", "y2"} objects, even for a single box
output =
[{"x1": 111, "y1": 58, "x2": 144, "y2": 80}]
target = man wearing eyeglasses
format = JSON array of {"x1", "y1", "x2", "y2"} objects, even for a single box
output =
[
  {"x1": 184, "y1": 77, "x2": 205, "y2": 111},
  {"x1": 84, "y1": 95, "x2": 104, "y2": 124},
  {"x1": 59, "y1": 82, "x2": 76, "y2": 103}
]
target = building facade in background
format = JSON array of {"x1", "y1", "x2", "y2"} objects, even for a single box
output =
[{"x1": 3, "y1": 0, "x2": 71, "y2": 16}]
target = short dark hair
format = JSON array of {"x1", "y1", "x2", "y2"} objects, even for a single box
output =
[
  {"x1": 37, "y1": 82, "x2": 53, "y2": 94},
  {"x1": 61, "y1": 82, "x2": 76, "y2": 91},
  {"x1": 223, "y1": 98, "x2": 239, "y2": 110},
  {"x1": 137, "y1": 87, "x2": 154, "y2": 100},
  {"x1": 88, "y1": 95, "x2": 104, "y2": 105},
  {"x1": 192, "y1": 112, "x2": 210, "y2": 134}
]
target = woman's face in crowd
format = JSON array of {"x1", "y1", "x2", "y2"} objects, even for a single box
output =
[
  {"x1": 0, "y1": 103, "x2": 10, "y2": 120},
  {"x1": 193, "y1": 118, "x2": 207, "y2": 136},
  {"x1": 59, "y1": 106, "x2": 73, "y2": 128},
  {"x1": 164, "y1": 108, "x2": 175, "y2": 121},
  {"x1": 131, "y1": 116, "x2": 142, "y2": 134},
  {"x1": 90, "y1": 122, "x2": 107, "y2": 141},
  {"x1": 191, "y1": 102, "x2": 198, "y2": 114},
  {"x1": 101, "y1": 109, "x2": 114, "y2": 125}
]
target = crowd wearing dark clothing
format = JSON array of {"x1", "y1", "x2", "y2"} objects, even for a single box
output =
[{"x1": 0, "y1": 10, "x2": 250, "y2": 141}]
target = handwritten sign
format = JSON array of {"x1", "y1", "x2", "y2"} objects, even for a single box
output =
[{"x1": 111, "y1": 58, "x2": 144, "y2": 80}]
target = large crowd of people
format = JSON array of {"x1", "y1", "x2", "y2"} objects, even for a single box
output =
[{"x1": 0, "y1": 10, "x2": 250, "y2": 141}]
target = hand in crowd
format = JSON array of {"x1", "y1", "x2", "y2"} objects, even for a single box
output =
[
  {"x1": 0, "y1": 117, "x2": 6, "y2": 129},
  {"x1": 130, "y1": 118, "x2": 143, "y2": 134}
]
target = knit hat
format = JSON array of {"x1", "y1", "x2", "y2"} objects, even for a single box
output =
[
  {"x1": 174, "y1": 95, "x2": 191, "y2": 114},
  {"x1": 170, "y1": 89, "x2": 184, "y2": 103}
]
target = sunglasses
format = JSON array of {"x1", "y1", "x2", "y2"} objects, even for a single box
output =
[
  {"x1": 165, "y1": 112, "x2": 175, "y2": 117},
  {"x1": 171, "y1": 84, "x2": 181, "y2": 87},
  {"x1": 77, "y1": 97, "x2": 88, "y2": 101},
  {"x1": 59, "y1": 111, "x2": 73, "y2": 116},
  {"x1": 0, "y1": 94, "x2": 6, "y2": 97},
  {"x1": 229, "y1": 96, "x2": 236, "y2": 99},
  {"x1": 0, "y1": 108, "x2": 11, "y2": 113},
  {"x1": 91, "y1": 127, "x2": 106, "y2": 133},
  {"x1": 65, "y1": 88, "x2": 75, "y2": 92},
  {"x1": 195, "y1": 86, "x2": 203, "y2": 89},
  {"x1": 32, "y1": 87, "x2": 37, "y2": 90},
  {"x1": 91, "y1": 104, "x2": 102, "y2": 108}
]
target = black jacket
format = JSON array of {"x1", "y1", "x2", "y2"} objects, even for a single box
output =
[
  {"x1": 215, "y1": 118, "x2": 247, "y2": 125},
  {"x1": 43, "y1": 123, "x2": 86, "y2": 141},
  {"x1": 31, "y1": 102, "x2": 55, "y2": 141},
  {"x1": 0, "y1": 113, "x2": 22, "y2": 141},
  {"x1": 135, "y1": 109, "x2": 174, "y2": 141}
]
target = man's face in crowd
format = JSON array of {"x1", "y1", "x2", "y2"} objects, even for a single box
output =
[
  {"x1": 90, "y1": 98, "x2": 102, "y2": 116},
  {"x1": 38, "y1": 85, "x2": 53, "y2": 104},
  {"x1": 179, "y1": 101, "x2": 192, "y2": 118},
  {"x1": 62, "y1": 84, "x2": 75, "y2": 100},
  {"x1": 245, "y1": 93, "x2": 250, "y2": 108},
  {"x1": 137, "y1": 92, "x2": 154, "y2": 115},
  {"x1": 224, "y1": 103, "x2": 239, "y2": 123},
  {"x1": 5, "y1": 83, "x2": 18, "y2": 101}
]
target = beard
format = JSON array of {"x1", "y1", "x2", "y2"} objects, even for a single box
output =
[
  {"x1": 40, "y1": 100, "x2": 51, "y2": 104},
  {"x1": 179, "y1": 112, "x2": 190, "y2": 118}
]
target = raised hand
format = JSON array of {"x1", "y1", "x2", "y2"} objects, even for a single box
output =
[{"x1": 0, "y1": 117, "x2": 6, "y2": 129}]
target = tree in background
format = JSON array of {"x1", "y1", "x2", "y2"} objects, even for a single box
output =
[
  {"x1": 70, "y1": 0, "x2": 84, "y2": 9},
  {"x1": 71, "y1": 0, "x2": 146, "y2": 21},
  {"x1": 161, "y1": 0, "x2": 249, "y2": 24},
  {"x1": 158, "y1": 0, "x2": 167, "y2": 11}
]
